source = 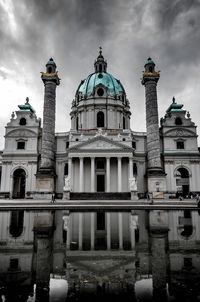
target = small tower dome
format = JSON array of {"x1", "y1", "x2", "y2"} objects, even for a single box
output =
[
  {"x1": 46, "y1": 57, "x2": 57, "y2": 74},
  {"x1": 144, "y1": 57, "x2": 155, "y2": 73}
]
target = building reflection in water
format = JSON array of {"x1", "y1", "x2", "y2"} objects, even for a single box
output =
[{"x1": 0, "y1": 209, "x2": 200, "y2": 301}]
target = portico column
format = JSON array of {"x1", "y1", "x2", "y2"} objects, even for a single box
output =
[
  {"x1": 118, "y1": 212, "x2": 123, "y2": 249},
  {"x1": 79, "y1": 157, "x2": 84, "y2": 192},
  {"x1": 117, "y1": 157, "x2": 122, "y2": 192},
  {"x1": 91, "y1": 157, "x2": 95, "y2": 192},
  {"x1": 129, "y1": 157, "x2": 133, "y2": 179},
  {"x1": 91, "y1": 213, "x2": 95, "y2": 250},
  {"x1": 106, "y1": 212, "x2": 111, "y2": 250},
  {"x1": 78, "y1": 213, "x2": 83, "y2": 250},
  {"x1": 106, "y1": 157, "x2": 110, "y2": 192}
]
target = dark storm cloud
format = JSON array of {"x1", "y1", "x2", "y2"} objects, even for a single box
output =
[
  {"x1": 155, "y1": 0, "x2": 200, "y2": 30},
  {"x1": 0, "y1": 0, "x2": 200, "y2": 149}
]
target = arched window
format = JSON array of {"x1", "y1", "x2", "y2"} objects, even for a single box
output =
[
  {"x1": 48, "y1": 66, "x2": 52, "y2": 73},
  {"x1": 175, "y1": 117, "x2": 182, "y2": 125},
  {"x1": 149, "y1": 66, "x2": 153, "y2": 72},
  {"x1": 9, "y1": 211, "x2": 24, "y2": 237},
  {"x1": 123, "y1": 117, "x2": 126, "y2": 129},
  {"x1": 99, "y1": 64, "x2": 102, "y2": 72},
  {"x1": 97, "y1": 111, "x2": 104, "y2": 128},
  {"x1": 97, "y1": 88, "x2": 104, "y2": 97},
  {"x1": 13, "y1": 169, "x2": 26, "y2": 199},
  {"x1": 76, "y1": 117, "x2": 79, "y2": 130},
  {"x1": 64, "y1": 163, "x2": 68, "y2": 175},
  {"x1": 176, "y1": 167, "x2": 190, "y2": 197},
  {"x1": 19, "y1": 118, "x2": 26, "y2": 126}
]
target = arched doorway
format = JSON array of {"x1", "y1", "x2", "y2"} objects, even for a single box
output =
[
  {"x1": 13, "y1": 169, "x2": 26, "y2": 199},
  {"x1": 176, "y1": 167, "x2": 190, "y2": 197}
]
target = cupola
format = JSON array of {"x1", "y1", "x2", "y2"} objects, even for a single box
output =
[
  {"x1": 144, "y1": 57, "x2": 155, "y2": 73},
  {"x1": 46, "y1": 57, "x2": 57, "y2": 74},
  {"x1": 94, "y1": 47, "x2": 107, "y2": 73}
]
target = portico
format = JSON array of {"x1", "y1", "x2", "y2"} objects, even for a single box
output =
[{"x1": 67, "y1": 152, "x2": 134, "y2": 193}]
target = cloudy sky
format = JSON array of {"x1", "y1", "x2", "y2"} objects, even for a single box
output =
[{"x1": 0, "y1": 0, "x2": 200, "y2": 148}]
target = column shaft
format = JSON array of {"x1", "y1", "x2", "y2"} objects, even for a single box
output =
[
  {"x1": 118, "y1": 212, "x2": 123, "y2": 249},
  {"x1": 118, "y1": 157, "x2": 122, "y2": 192},
  {"x1": 106, "y1": 157, "x2": 111, "y2": 192},
  {"x1": 91, "y1": 213, "x2": 95, "y2": 250},
  {"x1": 106, "y1": 212, "x2": 111, "y2": 250},
  {"x1": 78, "y1": 213, "x2": 83, "y2": 250},
  {"x1": 129, "y1": 157, "x2": 133, "y2": 179},
  {"x1": 91, "y1": 157, "x2": 95, "y2": 192},
  {"x1": 79, "y1": 157, "x2": 84, "y2": 192}
]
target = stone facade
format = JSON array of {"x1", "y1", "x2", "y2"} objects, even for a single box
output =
[{"x1": 0, "y1": 53, "x2": 199, "y2": 199}]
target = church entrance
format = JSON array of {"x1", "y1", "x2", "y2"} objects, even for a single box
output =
[
  {"x1": 176, "y1": 167, "x2": 190, "y2": 197},
  {"x1": 97, "y1": 175, "x2": 105, "y2": 192},
  {"x1": 13, "y1": 169, "x2": 26, "y2": 199}
]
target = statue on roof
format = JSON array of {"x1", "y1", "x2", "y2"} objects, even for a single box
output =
[{"x1": 25, "y1": 97, "x2": 29, "y2": 105}]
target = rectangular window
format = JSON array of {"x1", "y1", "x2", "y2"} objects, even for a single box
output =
[
  {"x1": 66, "y1": 141, "x2": 69, "y2": 149},
  {"x1": 177, "y1": 141, "x2": 184, "y2": 149},
  {"x1": 17, "y1": 141, "x2": 25, "y2": 149}
]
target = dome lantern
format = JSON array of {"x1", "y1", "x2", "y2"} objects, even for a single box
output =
[{"x1": 94, "y1": 47, "x2": 107, "y2": 73}]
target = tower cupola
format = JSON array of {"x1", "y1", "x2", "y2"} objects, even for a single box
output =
[
  {"x1": 94, "y1": 47, "x2": 107, "y2": 73},
  {"x1": 46, "y1": 57, "x2": 57, "y2": 74},
  {"x1": 144, "y1": 57, "x2": 155, "y2": 73}
]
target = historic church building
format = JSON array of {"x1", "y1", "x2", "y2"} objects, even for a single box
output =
[{"x1": 0, "y1": 50, "x2": 200, "y2": 200}]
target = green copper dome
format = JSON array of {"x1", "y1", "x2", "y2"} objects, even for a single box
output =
[{"x1": 77, "y1": 72, "x2": 125, "y2": 99}]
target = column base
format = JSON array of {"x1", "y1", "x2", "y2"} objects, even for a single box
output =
[
  {"x1": 63, "y1": 191, "x2": 70, "y2": 200},
  {"x1": 34, "y1": 172, "x2": 56, "y2": 199},
  {"x1": 147, "y1": 174, "x2": 166, "y2": 199},
  {"x1": 131, "y1": 191, "x2": 138, "y2": 200}
]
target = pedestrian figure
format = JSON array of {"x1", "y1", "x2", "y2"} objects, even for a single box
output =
[{"x1": 51, "y1": 193, "x2": 55, "y2": 203}]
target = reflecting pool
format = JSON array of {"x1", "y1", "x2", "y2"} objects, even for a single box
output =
[{"x1": 0, "y1": 209, "x2": 200, "y2": 301}]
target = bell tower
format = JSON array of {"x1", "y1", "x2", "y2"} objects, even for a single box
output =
[
  {"x1": 142, "y1": 58, "x2": 166, "y2": 197},
  {"x1": 36, "y1": 58, "x2": 60, "y2": 198}
]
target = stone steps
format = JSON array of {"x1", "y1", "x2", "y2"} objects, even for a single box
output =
[{"x1": 70, "y1": 192, "x2": 131, "y2": 200}]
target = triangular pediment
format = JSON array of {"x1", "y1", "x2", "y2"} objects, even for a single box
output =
[
  {"x1": 164, "y1": 128, "x2": 197, "y2": 137},
  {"x1": 69, "y1": 135, "x2": 133, "y2": 152}
]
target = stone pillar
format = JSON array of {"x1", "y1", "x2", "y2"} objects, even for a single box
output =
[
  {"x1": 63, "y1": 211, "x2": 70, "y2": 250},
  {"x1": 33, "y1": 212, "x2": 54, "y2": 300},
  {"x1": 141, "y1": 58, "x2": 166, "y2": 196},
  {"x1": 117, "y1": 157, "x2": 122, "y2": 192},
  {"x1": 36, "y1": 59, "x2": 60, "y2": 198},
  {"x1": 106, "y1": 157, "x2": 110, "y2": 192},
  {"x1": 106, "y1": 212, "x2": 111, "y2": 250},
  {"x1": 63, "y1": 157, "x2": 72, "y2": 200},
  {"x1": 129, "y1": 157, "x2": 133, "y2": 179},
  {"x1": 91, "y1": 157, "x2": 95, "y2": 192},
  {"x1": 91, "y1": 212, "x2": 95, "y2": 250},
  {"x1": 118, "y1": 212, "x2": 123, "y2": 249},
  {"x1": 79, "y1": 157, "x2": 84, "y2": 192},
  {"x1": 130, "y1": 212, "x2": 138, "y2": 249},
  {"x1": 149, "y1": 210, "x2": 169, "y2": 302},
  {"x1": 78, "y1": 213, "x2": 83, "y2": 250}
]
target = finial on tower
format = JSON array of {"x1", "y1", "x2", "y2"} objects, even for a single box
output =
[
  {"x1": 94, "y1": 47, "x2": 107, "y2": 73},
  {"x1": 99, "y1": 46, "x2": 102, "y2": 55}
]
